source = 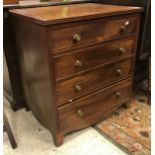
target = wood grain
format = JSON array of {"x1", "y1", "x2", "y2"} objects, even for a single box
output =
[
  {"x1": 54, "y1": 36, "x2": 137, "y2": 79},
  {"x1": 12, "y1": 16, "x2": 58, "y2": 137},
  {"x1": 56, "y1": 58, "x2": 134, "y2": 106},
  {"x1": 50, "y1": 14, "x2": 140, "y2": 53},
  {"x1": 3, "y1": 0, "x2": 18, "y2": 5},
  {"x1": 58, "y1": 78, "x2": 132, "y2": 133},
  {"x1": 10, "y1": 3, "x2": 143, "y2": 25}
]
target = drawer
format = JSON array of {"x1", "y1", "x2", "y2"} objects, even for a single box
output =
[
  {"x1": 56, "y1": 58, "x2": 134, "y2": 106},
  {"x1": 50, "y1": 14, "x2": 140, "y2": 53},
  {"x1": 58, "y1": 78, "x2": 132, "y2": 132},
  {"x1": 54, "y1": 36, "x2": 136, "y2": 79}
]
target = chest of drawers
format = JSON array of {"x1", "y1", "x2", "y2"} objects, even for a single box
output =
[{"x1": 10, "y1": 3, "x2": 143, "y2": 146}]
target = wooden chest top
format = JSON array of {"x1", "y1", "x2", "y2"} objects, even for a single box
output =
[{"x1": 10, "y1": 3, "x2": 143, "y2": 25}]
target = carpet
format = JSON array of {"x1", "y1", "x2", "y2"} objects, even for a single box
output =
[{"x1": 95, "y1": 97, "x2": 151, "y2": 155}]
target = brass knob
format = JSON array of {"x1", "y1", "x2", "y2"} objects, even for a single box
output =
[
  {"x1": 77, "y1": 109, "x2": 84, "y2": 117},
  {"x1": 115, "y1": 92, "x2": 121, "y2": 98},
  {"x1": 73, "y1": 33, "x2": 81, "y2": 42},
  {"x1": 124, "y1": 21, "x2": 130, "y2": 26},
  {"x1": 75, "y1": 85, "x2": 82, "y2": 92},
  {"x1": 116, "y1": 69, "x2": 123, "y2": 75},
  {"x1": 69, "y1": 99, "x2": 73, "y2": 103},
  {"x1": 120, "y1": 21, "x2": 130, "y2": 32},
  {"x1": 119, "y1": 47, "x2": 126, "y2": 55},
  {"x1": 75, "y1": 60, "x2": 83, "y2": 67}
]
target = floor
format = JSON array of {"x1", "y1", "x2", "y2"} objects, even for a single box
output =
[{"x1": 3, "y1": 97, "x2": 127, "y2": 155}]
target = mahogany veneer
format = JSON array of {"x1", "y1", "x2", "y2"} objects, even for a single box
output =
[{"x1": 10, "y1": 3, "x2": 143, "y2": 146}]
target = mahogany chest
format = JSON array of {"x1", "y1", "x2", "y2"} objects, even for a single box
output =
[{"x1": 10, "y1": 3, "x2": 143, "y2": 146}]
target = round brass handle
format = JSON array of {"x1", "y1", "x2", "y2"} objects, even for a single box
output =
[
  {"x1": 116, "y1": 69, "x2": 123, "y2": 75},
  {"x1": 75, "y1": 60, "x2": 83, "y2": 67},
  {"x1": 69, "y1": 99, "x2": 73, "y2": 103},
  {"x1": 124, "y1": 21, "x2": 130, "y2": 26},
  {"x1": 115, "y1": 92, "x2": 121, "y2": 98},
  {"x1": 119, "y1": 47, "x2": 126, "y2": 55},
  {"x1": 75, "y1": 85, "x2": 82, "y2": 92},
  {"x1": 73, "y1": 33, "x2": 81, "y2": 42},
  {"x1": 120, "y1": 21, "x2": 130, "y2": 32},
  {"x1": 77, "y1": 109, "x2": 84, "y2": 117}
]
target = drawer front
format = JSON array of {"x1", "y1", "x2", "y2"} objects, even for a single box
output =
[
  {"x1": 58, "y1": 78, "x2": 132, "y2": 132},
  {"x1": 54, "y1": 36, "x2": 136, "y2": 79},
  {"x1": 56, "y1": 58, "x2": 133, "y2": 106},
  {"x1": 50, "y1": 14, "x2": 139, "y2": 53}
]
